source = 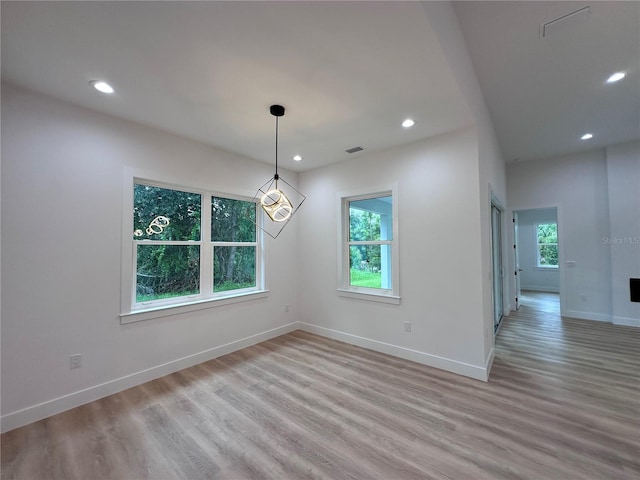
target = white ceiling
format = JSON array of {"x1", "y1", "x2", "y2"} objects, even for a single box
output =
[
  {"x1": 2, "y1": 2, "x2": 639, "y2": 171},
  {"x1": 1, "y1": 1, "x2": 472, "y2": 172},
  {"x1": 454, "y1": 1, "x2": 640, "y2": 162}
]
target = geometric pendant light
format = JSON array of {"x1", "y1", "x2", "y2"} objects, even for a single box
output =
[{"x1": 253, "y1": 105, "x2": 306, "y2": 239}]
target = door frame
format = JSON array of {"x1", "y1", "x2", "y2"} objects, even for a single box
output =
[
  {"x1": 509, "y1": 204, "x2": 565, "y2": 317},
  {"x1": 513, "y1": 211, "x2": 521, "y2": 310},
  {"x1": 490, "y1": 193, "x2": 506, "y2": 332}
]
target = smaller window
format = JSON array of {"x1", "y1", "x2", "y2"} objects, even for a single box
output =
[
  {"x1": 536, "y1": 223, "x2": 558, "y2": 268},
  {"x1": 339, "y1": 190, "x2": 399, "y2": 304}
]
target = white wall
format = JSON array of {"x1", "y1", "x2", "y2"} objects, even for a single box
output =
[
  {"x1": 508, "y1": 150, "x2": 612, "y2": 322},
  {"x1": 1, "y1": 84, "x2": 301, "y2": 431},
  {"x1": 298, "y1": 128, "x2": 490, "y2": 380},
  {"x1": 478, "y1": 120, "x2": 507, "y2": 357},
  {"x1": 606, "y1": 141, "x2": 640, "y2": 326},
  {"x1": 516, "y1": 208, "x2": 560, "y2": 293},
  {"x1": 423, "y1": 0, "x2": 507, "y2": 366}
]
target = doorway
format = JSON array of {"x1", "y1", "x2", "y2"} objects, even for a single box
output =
[
  {"x1": 513, "y1": 208, "x2": 560, "y2": 310},
  {"x1": 491, "y1": 203, "x2": 504, "y2": 331},
  {"x1": 513, "y1": 211, "x2": 521, "y2": 310}
]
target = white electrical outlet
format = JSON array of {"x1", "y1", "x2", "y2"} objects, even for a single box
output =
[
  {"x1": 404, "y1": 321, "x2": 411, "y2": 332},
  {"x1": 69, "y1": 354, "x2": 82, "y2": 369},
  {"x1": 285, "y1": 304, "x2": 290, "y2": 312}
]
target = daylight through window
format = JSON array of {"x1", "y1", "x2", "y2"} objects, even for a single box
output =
[
  {"x1": 211, "y1": 196, "x2": 257, "y2": 293},
  {"x1": 536, "y1": 223, "x2": 558, "y2": 268},
  {"x1": 340, "y1": 192, "x2": 399, "y2": 303},
  {"x1": 132, "y1": 182, "x2": 261, "y2": 310},
  {"x1": 349, "y1": 196, "x2": 392, "y2": 289}
]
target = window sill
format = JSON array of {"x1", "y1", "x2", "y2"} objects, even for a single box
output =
[
  {"x1": 120, "y1": 290, "x2": 269, "y2": 324},
  {"x1": 337, "y1": 288, "x2": 401, "y2": 305},
  {"x1": 535, "y1": 266, "x2": 559, "y2": 271}
]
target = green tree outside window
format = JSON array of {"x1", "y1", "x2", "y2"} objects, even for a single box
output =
[
  {"x1": 133, "y1": 183, "x2": 258, "y2": 304},
  {"x1": 537, "y1": 223, "x2": 558, "y2": 267}
]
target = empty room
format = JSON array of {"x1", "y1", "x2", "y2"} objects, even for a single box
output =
[{"x1": 1, "y1": 2, "x2": 638, "y2": 479}]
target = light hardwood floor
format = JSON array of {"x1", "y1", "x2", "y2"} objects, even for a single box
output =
[{"x1": 2, "y1": 292, "x2": 639, "y2": 479}]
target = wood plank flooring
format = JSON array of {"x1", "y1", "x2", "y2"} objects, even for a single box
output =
[{"x1": 2, "y1": 292, "x2": 639, "y2": 479}]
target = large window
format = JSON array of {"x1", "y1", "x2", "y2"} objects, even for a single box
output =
[
  {"x1": 339, "y1": 191, "x2": 399, "y2": 303},
  {"x1": 536, "y1": 222, "x2": 558, "y2": 268},
  {"x1": 128, "y1": 181, "x2": 263, "y2": 316}
]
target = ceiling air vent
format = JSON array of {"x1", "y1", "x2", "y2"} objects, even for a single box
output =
[
  {"x1": 345, "y1": 146, "x2": 364, "y2": 154},
  {"x1": 541, "y1": 5, "x2": 590, "y2": 38}
]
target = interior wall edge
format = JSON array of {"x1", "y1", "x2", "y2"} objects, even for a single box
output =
[
  {"x1": 484, "y1": 346, "x2": 495, "y2": 378},
  {"x1": 0, "y1": 321, "x2": 300, "y2": 434},
  {"x1": 298, "y1": 322, "x2": 489, "y2": 382}
]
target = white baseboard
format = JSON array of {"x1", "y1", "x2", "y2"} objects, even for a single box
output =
[
  {"x1": 485, "y1": 347, "x2": 495, "y2": 379},
  {"x1": 521, "y1": 285, "x2": 560, "y2": 293},
  {"x1": 1, "y1": 322, "x2": 299, "y2": 434},
  {"x1": 612, "y1": 316, "x2": 640, "y2": 327},
  {"x1": 298, "y1": 322, "x2": 488, "y2": 382},
  {"x1": 2, "y1": 320, "x2": 498, "y2": 432},
  {"x1": 563, "y1": 310, "x2": 611, "y2": 322}
]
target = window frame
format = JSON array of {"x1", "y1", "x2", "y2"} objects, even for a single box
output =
[
  {"x1": 337, "y1": 187, "x2": 400, "y2": 304},
  {"x1": 120, "y1": 174, "x2": 266, "y2": 324},
  {"x1": 535, "y1": 222, "x2": 559, "y2": 269},
  {"x1": 210, "y1": 194, "x2": 262, "y2": 298}
]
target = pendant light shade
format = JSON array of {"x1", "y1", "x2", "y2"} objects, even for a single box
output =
[
  {"x1": 253, "y1": 105, "x2": 306, "y2": 238},
  {"x1": 261, "y1": 188, "x2": 293, "y2": 222}
]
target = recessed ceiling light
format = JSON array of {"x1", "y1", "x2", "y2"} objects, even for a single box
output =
[
  {"x1": 402, "y1": 119, "x2": 415, "y2": 128},
  {"x1": 89, "y1": 80, "x2": 114, "y2": 94},
  {"x1": 581, "y1": 133, "x2": 593, "y2": 140},
  {"x1": 606, "y1": 72, "x2": 626, "y2": 83},
  {"x1": 293, "y1": 155, "x2": 303, "y2": 162}
]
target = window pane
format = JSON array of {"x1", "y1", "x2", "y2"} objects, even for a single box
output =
[
  {"x1": 214, "y1": 246, "x2": 256, "y2": 292},
  {"x1": 349, "y1": 196, "x2": 392, "y2": 241},
  {"x1": 538, "y1": 244, "x2": 558, "y2": 266},
  {"x1": 212, "y1": 197, "x2": 256, "y2": 242},
  {"x1": 134, "y1": 184, "x2": 201, "y2": 241},
  {"x1": 349, "y1": 244, "x2": 392, "y2": 289},
  {"x1": 537, "y1": 223, "x2": 557, "y2": 243},
  {"x1": 136, "y1": 245, "x2": 200, "y2": 302}
]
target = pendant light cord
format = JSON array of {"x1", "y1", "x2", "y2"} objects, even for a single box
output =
[{"x1": 275, "y1": 115, "x2": 280, "y2": 184}]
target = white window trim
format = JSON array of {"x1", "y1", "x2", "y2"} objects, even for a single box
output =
[
  {"x1": 535, "y1": 222, "x2": 559, "y2": 269},
  {"x1": 210, "y1": 192, "x2": 265, "y2": 298},
  {"x1": 337, "y1": 185, "x2": 400, "y2": 304},
  {"x1": 120, "y1": 171, "x2": 267, "y2": 324},
  {"x1": 120, "y1": 290, "x2": 270, "y2": 324}
]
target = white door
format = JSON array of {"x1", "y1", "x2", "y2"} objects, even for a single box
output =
[{"x1": 513, "y1": 212, "x2": 522, "y2": 310}]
